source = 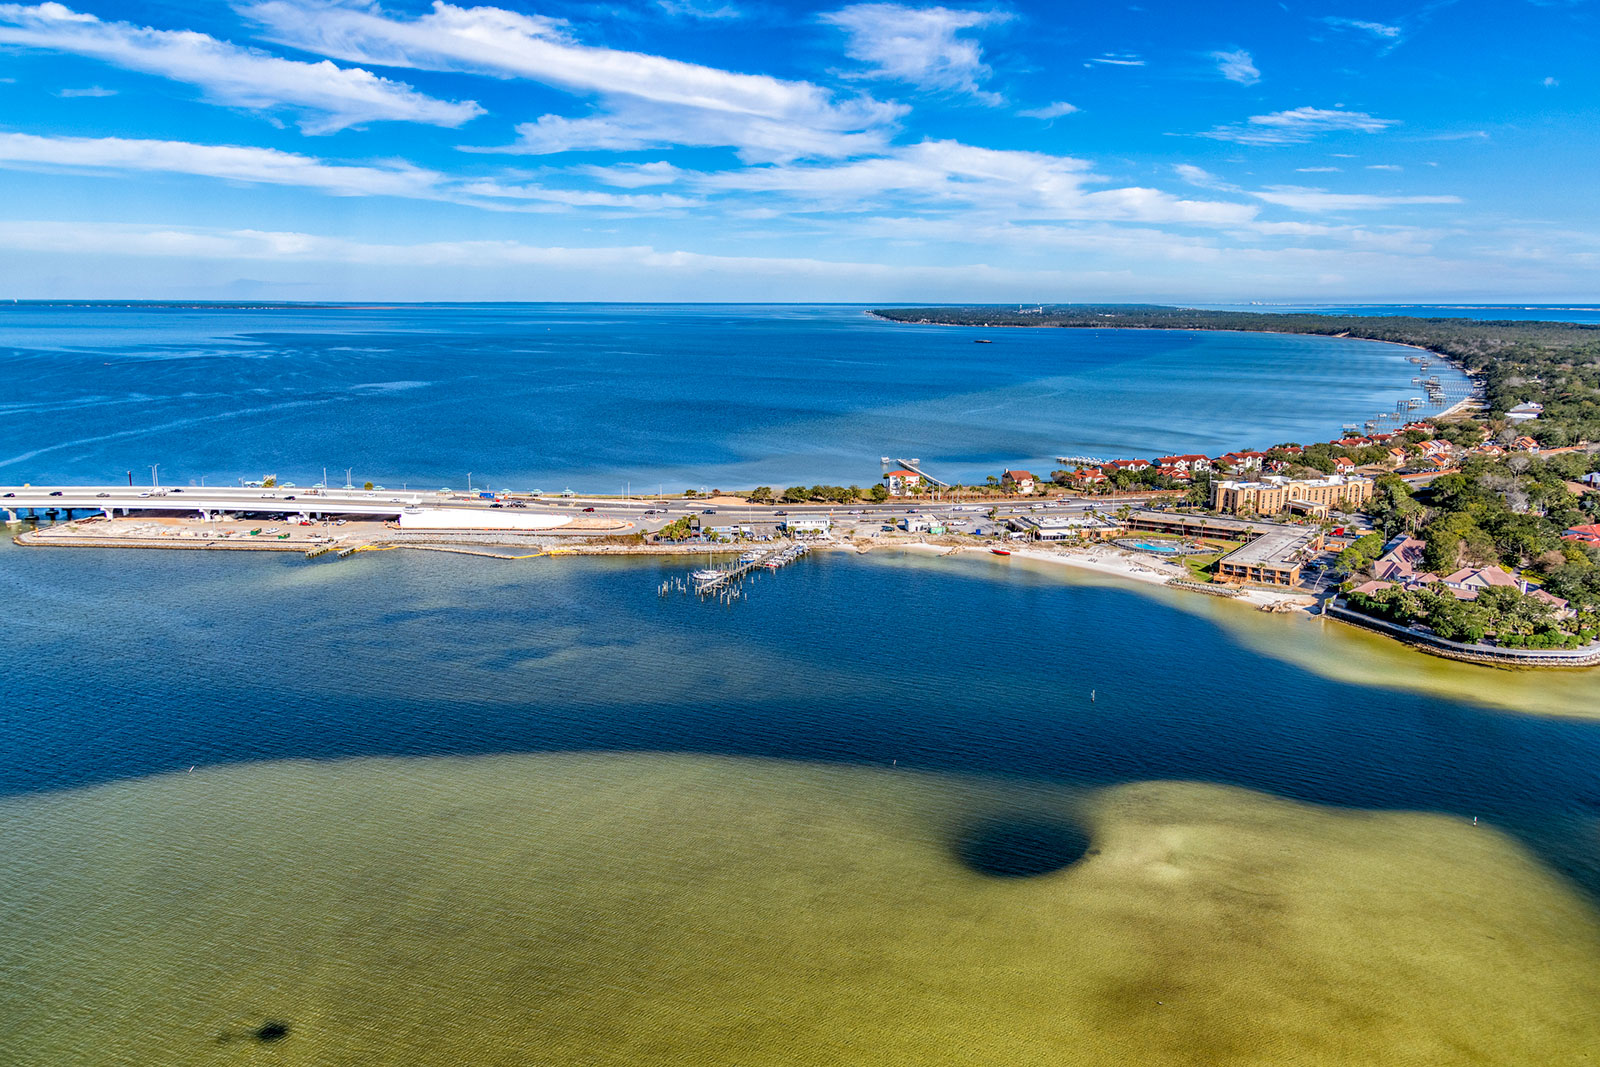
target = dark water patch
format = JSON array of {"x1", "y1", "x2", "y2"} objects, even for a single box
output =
[
  {"x1": 956, "y1": 816, "x2": 1091, "y2": 877},
  {"x1": 254, "y1": 1021, "x2": 290, "y2": 1043}
]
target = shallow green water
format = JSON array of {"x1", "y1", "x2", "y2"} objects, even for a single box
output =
[{"x1": 3, "y1": 753, "x2": 1597, "y2": 1066}]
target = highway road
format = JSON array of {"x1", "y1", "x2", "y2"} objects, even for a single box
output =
[{"x1": 1, "y1": 483, "x2": 1166, "y2": 537}]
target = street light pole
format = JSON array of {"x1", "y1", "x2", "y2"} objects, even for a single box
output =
[
  {"x1": 149, "y1": 464, "x2": 159, "y2": 488},
  {"x1": 468, "y1": 472, "x2": 473, "y2": 492}
]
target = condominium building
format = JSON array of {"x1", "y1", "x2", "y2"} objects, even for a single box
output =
[{"x1": 1210, "y1": 474, "x2": 1374, "y2": 517}]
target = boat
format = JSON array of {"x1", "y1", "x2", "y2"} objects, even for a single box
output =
[
  {"x1": 991, "y1": 547, "x2": 1011, "y2": 556},
  {"x1": 974, "y1": 338, "x2": 993, "y2": 344},
  {"x1": 691, "y1": 568, "x2": 722, "y2": 581}
]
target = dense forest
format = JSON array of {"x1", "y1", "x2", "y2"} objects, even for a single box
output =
[{"x1": 872, "y1": 305, "x2": 1600, "y2": 447}]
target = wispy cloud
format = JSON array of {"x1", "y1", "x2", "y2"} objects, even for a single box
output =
[
  {"x1": 1211, "y1": 49, "x2": 1259, "y2": 85},
  {"x1": 0, "y1": 2, "x2": 483, "y2": 133},
  {"x1": 687, "y1": 140, "x2": 1260, "y2": 226},
  {"x1": 56, "y1": 84, "x2": 116, "y2": 97},
  {"x1": 1173, "y1": 163, "x2": 1240, "y2": 192},
  {"x1": 1543, "y1": 76, "x2": 1559, "y2": 88},
  {"x1": 1321, "y1": 16, "x2": 1403, "y2": 40},
  {"x1": 1251, "y1": 185, "x2": 1460, "y2": 212},
  {"x1": 1086, "y1": 53, "x2": 1144, "y2": 66},
  {"x1": 1295, "y1": 166, "x2": 1341, "y2": 172},
  {"x1": 244, "y1": 0, "x2": 900, "y2": 161},
  {"x1": 656, "y1": 0, "x2": 742, "y2": 19},
  {"x1": 0, "y1": 132, "x2": 699, "y2": 212},
  {"x1": 1366, "y1": 163, "x2": 1402, "y2": 171},
  {"x1": 1018, "y1": 100, "x2": 1078, "y2": 120},
  {"x1": 821, "y1": 3, "x2": 1010, "y2": 103},
  {"x1": 1200, "y1": 106, "x2": 1399, "y2": 145}
]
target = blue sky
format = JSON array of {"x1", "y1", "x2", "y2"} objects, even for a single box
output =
[{"x1": 0, "y1": 0, "x2": 1594, "y2": 301}]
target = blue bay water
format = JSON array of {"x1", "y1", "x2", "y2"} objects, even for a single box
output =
[
  {"x1": 0, "y1": 302, "x2": 1473, "y2": 492},
  {"x1": 6, "y1": 304, "x2": 1600, "y2": 1064}
]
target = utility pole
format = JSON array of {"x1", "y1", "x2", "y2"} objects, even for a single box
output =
[
  {"x1": 468, "y1": 472, "x2": 473, "y2": 492},
  {"x1": 126, "y1": 470, "x2": 133, "y2": 487}
]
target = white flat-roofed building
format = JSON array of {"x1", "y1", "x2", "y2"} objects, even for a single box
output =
[{"x1": 783, "y1": 516, "x2": 832, "y2": 536}]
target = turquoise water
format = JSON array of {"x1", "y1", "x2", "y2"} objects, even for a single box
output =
[{"x1": 0, "y1": 303, "x2": 1470, "y2": 492}]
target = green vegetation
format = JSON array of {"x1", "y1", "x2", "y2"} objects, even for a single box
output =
[
  {"x1": 747, "y1": 486, "x2": 774, "y2": 504},
  {"x1": 657, "y1": 515, "x2": 696, "y2": 541}
]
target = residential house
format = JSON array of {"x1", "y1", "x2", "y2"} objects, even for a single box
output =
[
  {"x1": 1333, "y1": 457, "x2": 1356, "y2": 473},
  {"x1": 1513, "y1": 435, "x2": 1539, "y2": 452},
  {"x1": 1001, "y1": 469, "x2": 1037, "y2": 494},
  {"x1": 882, "y1": 470, "x2": 922, "y2": 496},
  {"x1": 1105, "y1": 458, "x2": 1152, "y2": 472},
  {"x1": 1507, "y1": 402, "x2": 1544, "y2": 423},
  {"x1": 1563, "y1": 523, "x2": 1600, "y2": 546},
  {"x1": 1216, "y1": 451, "x2": 1266, "y2": 472},
  {"x1": 1156, "y1": 454, "x2": 1212, "y2": 472},
  {"x1": 1373, "y1": 535, "x2": 1427, "y2": 583}
]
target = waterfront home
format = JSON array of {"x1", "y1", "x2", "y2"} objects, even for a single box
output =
[
  {"x1": 1335, "y1": 436, "x2": 1372, "y2": 448},
  {"x1": 883, "y1": 470, "x2": 922, "y2": 496},
  {"x1": 1156, "y1": 454, "x2": 1211, "y2": 472},
  {"x1": 1105, "y1": 458, "x2": 1152, "y2": 473},
  {"x1": 1563, "y1": 523, "x2": 1600, "y2": 546},
  {"x1": 1507, "y1": 401, "x2": 1545, "y2": 423},
  {"x1": 1373, "y1": 535, "x2": 1428, "y2": 582},
  {"x1": 1001, "y1": 470, "x2": 1038, "y2": 494},
  {"x1": 1441, "y1": 566, "x2": 1521, "y2": 597}
]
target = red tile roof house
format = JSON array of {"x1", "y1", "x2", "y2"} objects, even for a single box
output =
[
  {"x1": 1105, "y1": 458, "x2": 1152, "y2": 472},
  {"x1": 1477, "y1": 444, "x2": 1506, "y2": 458},
  {"x1": 1387, "y1": 447, "x2": 1409, "y2": 463},
  {"x1": 1216, "y1": 451, "x2": 1265, "y2": 472},
  {"x1": 1419, "y1": 439, "x2": 1453, "y2": 456},
  {"x1": 1155, "y1": 465, "x2": 1192, "y2": 481},
  {"x1": 1333, "y1": 457, "x2": 1356, "y2": 473},
  {"x1": 1156, "y1": 454, "x2": 1212, "y2": 472},
  {"x1": 1336, "y1": 436, "x2": 1373, "y2": 448},
  {"x1": 1002, "y1": 469, "x2": 1038, "y2": 494},
  {"x1": 1563, "y1": 523, "x2": 1600, "y2": 546},
  {"x1": 1514, "y1": 435, "x2": 1540, "y2": 452},
  {"x1": 1352, "y1": 579, "x2": 1395, "y2": 596},
  {"x1": 1070, "y1": 467, "x2": 1107, "y2": 486},
  {"x1": 882, "y1": 470, "x2": 922, "y2": 496}
]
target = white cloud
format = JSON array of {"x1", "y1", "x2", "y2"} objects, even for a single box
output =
[
  {"x1": 477, "y1": 103, "x2": 890, "y2": 162},
  {"x1": 245, "y1": 1, "x2": 899, "y2": 160},
  {"x1": 1173, "y1": 163, "x2": 1239, "y2": 192},
  {"x1": 1018, "y1": 100, "x2": 1078, "y2": 119},
  {"x1": 0, "y1": 132, "x2": 703, "y2": 214},
  {"x1": 1321, "y1": 17, "x2": 1402, "y2": 38},
  {"x1": 1211, "y1": 49, "x2": 1259, "y2": 85},
  {"x1": 1366, "y1": 164, "x2": 1402, "y2": 171},
  {"x1": 0, "y1": 132, "x2": 445, "y2": 197},
  {"x1": 56, "y1": 84, "x2": 115, "y2": 96},
  {"x1": 656, "y1": 0, "x2": 742, "y2": 19},
  {"x1": 1200, "y1": 106, "x2": 1399, "y2": 145},
  {"x1": 1087, "y1": 53, "x2": 1144, "y2": 66},
  {"x1": 1295, "y1": 166, "x2": 1341, "y2": 172},
  {"x1": 1543, "y1": 76, "x2": 1559, "y2": 88},
  {"x1": 689, "y1": 139, "x2": 1260, "y2": 226},
  {"x1": 1250, "y1": 185, "x2": 1461, "y2": 212},
  {"x1": 0, "y1": 2, "x2": 482, "y2": 133},
  {"x1": 820, "y1": 3, "x2": 1009, "y2": 102},
  {"x1": 575, "y1": 161, "x2": 685, "y2": 188}
]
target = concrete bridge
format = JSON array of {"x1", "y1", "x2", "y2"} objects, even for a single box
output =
[{"x1": 1, "y1": 485, "x2": 449, "y2": 524}]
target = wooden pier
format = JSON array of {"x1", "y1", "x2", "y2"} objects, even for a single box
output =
[{"x1": 690, "y1": 543, "x2": 812, "y2": 596}]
